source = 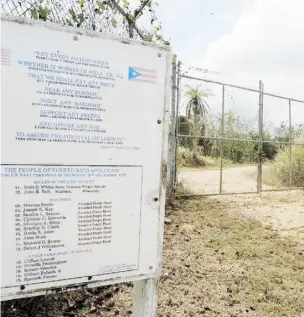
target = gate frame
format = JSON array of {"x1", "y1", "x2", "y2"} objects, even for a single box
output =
[{"x1": 169, "y1": 61, "x2": 304, "y2": 199}]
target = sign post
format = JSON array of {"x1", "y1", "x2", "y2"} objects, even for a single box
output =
[{"x1": 1, "y1": 17, "x2": 170, "y2": 315}]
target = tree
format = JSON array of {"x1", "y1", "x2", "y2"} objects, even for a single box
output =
[
  {"x1": 177, "y1": 116, "x2": 193, "y2": 149},
  {"x1": 184, "y1": 85, "x2": 212, "y2": 153}
]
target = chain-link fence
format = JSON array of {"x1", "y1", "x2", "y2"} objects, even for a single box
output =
[
  {"x1": 169, "y1": 61, "x2": 304, "y2": 197},
  {"x1": 1, "y1": 0, "x2": 160, "y2": 41}
]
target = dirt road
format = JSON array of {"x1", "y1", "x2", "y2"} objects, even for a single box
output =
[
  {"x1": 179, "y1": 165, "x2": 273, "y2": 195},
  {"x1": 179, "y1": 165, "x2": 304, "y2": 245},
  {"x1": 218, "y1": 191, "x2": 304, "y2": 247}
]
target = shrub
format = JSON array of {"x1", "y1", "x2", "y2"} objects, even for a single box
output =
[
  {"x1": 263, "y1": 142, "x2": 278, "y2": 160},
  {"x1": 271, "y1": 137, "x2": 304, "y2": 187},
  {"x1": 177, "y1": 148, "x2": 216, "y2": 167},
  {"x1": 177, "y1": 147, "x2": 232, "y2": 168}
]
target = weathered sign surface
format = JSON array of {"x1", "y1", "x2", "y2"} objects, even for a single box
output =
[{"x1": 1, "y1": 17, "x2": 170, "y2": 300}]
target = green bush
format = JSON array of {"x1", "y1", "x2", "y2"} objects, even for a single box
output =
[
  {"x1": 177, "y1": 116, "x2": 193, "y2": 149},
  {"x1": 262, "y1": 142, "x2": 278, "y2": 160},
  {"x1": 271, "y1": 138, "x2": 304, "y2": 187}
]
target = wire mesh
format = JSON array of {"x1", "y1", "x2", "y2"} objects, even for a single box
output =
[
  {"x1": 174, "y1": 70, "x2": 304, "y2": 197},
  {"x1": 1, "y1": 0, "x2": 147, "y2": 40}
]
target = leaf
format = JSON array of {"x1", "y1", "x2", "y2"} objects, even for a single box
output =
[
  {"x1": 156, "y1": 34, "x2": 163, "y2": 41},
  {"x1": 68, "y1": 8, "x2": 77, "y2": 22},
  {"x1": 77, "y1": 13, "x2": 85, "y2": 26},
  {"x1": 97, "y1": 1, "x2": 105, "y2": 10},
  {"x1": 31, "y1": 10, "x2": 38, "y2": 20},
  {"x1": 65, "y1": 19, "x2": 73, "y2": 26},
  {"x1": 38, "y1": 6, "x2": 49, "y2": 19},
  {"x1": 78, "y1": 0, "x2": 85, "y2": 7},
  {"x1": 111, "y1": 19, "x2": 117, "y2": 28},
  {"x1": 128, "y1": 13, "x2": 134, "y2": 22},
  {"x1": 144, "y1": 33, "x2": 153, "y2": 41},
  {"x1": 122, "y1": 0, "x2": 129, "y2": 8},
  {"x1": 154, "y1": 2, "x2": 159, "y2": 6}
]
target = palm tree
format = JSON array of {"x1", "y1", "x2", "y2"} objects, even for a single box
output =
[{"x1": 184, "y1": 85, "x2": 212, "y2": 153}]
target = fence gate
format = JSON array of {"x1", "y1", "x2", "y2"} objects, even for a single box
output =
[{"x1": 169, "y1": 60, "x2": 304, "y2": 198}]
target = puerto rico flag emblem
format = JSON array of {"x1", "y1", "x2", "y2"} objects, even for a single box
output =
[{"x1": 128, "y1": 66, "x2": 157, "y2": 84}]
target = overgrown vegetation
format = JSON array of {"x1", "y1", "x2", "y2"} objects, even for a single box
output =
[
  {"x1": 263, "y1": 137, "x2": 304, "y2": 187},
  {"x1": 178, "y1": 85, "x2": 303, "y2": 184},
  {"x1": 177, "y1": 147, "x2": 233, "y2": 168}
]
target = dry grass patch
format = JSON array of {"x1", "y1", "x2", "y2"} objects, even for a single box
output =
[{"x1": 154, "y1": 199, "x2": 304, "y2": 317}]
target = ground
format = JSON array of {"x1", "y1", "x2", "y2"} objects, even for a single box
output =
[
  {"x1": 217, "y1": 191, "x2": 304, "y2": 247},
  {"x1": 179, "y1": 165, "x2": 273, "y2": 195},
  {"x1": 3, "y1": 194, "x2": 304, "y2": 317},
  {"x1": 179, "y1": 165, "x2": 304, "y2": 245}
]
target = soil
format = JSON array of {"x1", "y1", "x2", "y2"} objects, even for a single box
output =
[
  {"x1": 179, "y1": 165, "x2": 304, "y2": 244},
  {"x1": 217, "y1": 191, "x2": 304, "y2": 247},
  {"x1": 179, "y1": 166, "x2": 272, "y2": 195}
]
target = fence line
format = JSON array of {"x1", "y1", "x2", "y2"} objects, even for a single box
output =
[
  {"x1": 1, "y1": 0, "x2": 162, "y2": 41},
  {"x1": 170, "y1": 60, "x2": 304, "y2": 198},
  {"x1": 1, "y1": 6, "x2": 302, "y2": 199},
  {"x1": 181, "y1": 75, "x2": 304, "y2": 104}
]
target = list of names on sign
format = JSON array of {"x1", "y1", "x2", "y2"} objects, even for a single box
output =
[{"x1": 1, "y1": 166, "x2": 142, "y2": 287}]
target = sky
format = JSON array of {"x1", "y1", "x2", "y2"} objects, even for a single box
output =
[{"x1": 155, "y1": 0, "x2": 304, "y2": 131}]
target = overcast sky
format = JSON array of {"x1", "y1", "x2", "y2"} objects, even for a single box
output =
[{"x1": 156, "y1": 0, "x2": 304, "y2": 129}]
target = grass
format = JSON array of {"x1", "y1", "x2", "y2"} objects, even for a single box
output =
[
  {"x1": 262, "y1": 167, "x2": 286, "y2": 188},
  {"x1": 177, "y1": 148, "x2": 259, "y2": 174},
  {"x1": 246, "y1": 167, "x2": 286, "y2": 189},
  {"x1": 155, "y1": 198, "x2": 304, "y2": 317},
  {"x1": 107, "y1": 198, "x2": 304, "y2": 317},
  {"x1": 177, "y1": 147, "x2": 233, "y2": 169},
  {"x1": 262, "y1": 139, "x2": 304, "y2": 188}
]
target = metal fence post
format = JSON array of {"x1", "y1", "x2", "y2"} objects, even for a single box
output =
[
  {"x1": 219, "y1": 85, "x2": 225, "y2": 194},
  {"x1": 167, "y1": 55, "x2": 177, "y2": 201},
  {"x1": 257, "y1": 80, "x2": 264, "y2": 195},
  {"x1": 174, "y1": 61, "x2": 181, "y2": 188},
  {"x1": 288, "y1": 99, "x2": 292, "y2": 188}
]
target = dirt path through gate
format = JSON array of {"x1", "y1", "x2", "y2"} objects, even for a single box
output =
[
  {"x1": 179, "y1": 165, "x2": 274, "y2": 195},
  {"x1": 216, "y1": 191, "x2": 304, "y2": 247},
  {"x1": 179, "y1": 165, "x2": 304, "y2": 245}
]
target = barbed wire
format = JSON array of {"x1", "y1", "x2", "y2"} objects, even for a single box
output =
[{"x1": 1, "y1": 0, "x2": 164, "y2": 41}]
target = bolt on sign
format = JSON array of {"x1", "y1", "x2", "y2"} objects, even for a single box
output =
[{"x1": 1, "y1": 16, "x2": 171, "y2": 304}]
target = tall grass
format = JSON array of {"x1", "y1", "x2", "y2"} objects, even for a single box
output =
[
  {"x1": 177, "y1": 147, "x2": 232, "y2": 168},
  {"x1": 268, "y1": 138, "x2": 304, "y2": 187}
]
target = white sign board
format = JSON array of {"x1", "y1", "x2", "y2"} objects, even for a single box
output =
[{"x1": 1, "y1": 17, "x2": 171, "y2": 300}]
